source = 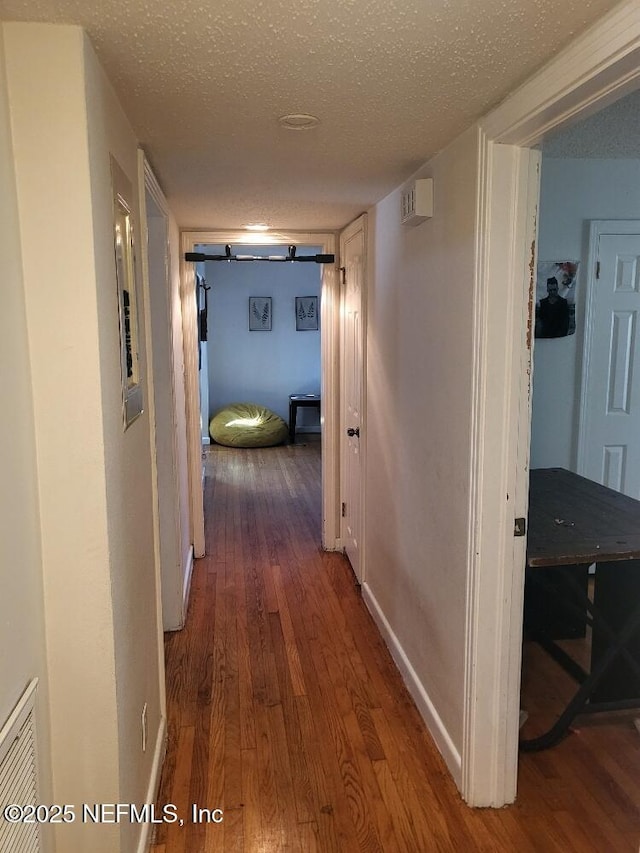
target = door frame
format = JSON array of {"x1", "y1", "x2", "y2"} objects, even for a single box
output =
[
  {"x1": 339, "y1": 214, "x2": 368, "y2": 581},
  {"x1": 136, "y1": 153, "x2": 169, "y2": 718},
  {"x1": 180, "y1": 229, "x2": 340, "y2": 550},
  {"x1": 577, "y1": 219, "x2": 640, "y2": 481},
  {"x1": 464, "y1": 1, "x2": 640, "y2": 806}
]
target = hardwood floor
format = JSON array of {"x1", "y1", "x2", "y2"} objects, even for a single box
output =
[{"x1": 150, "y1": 439, "x2": 640, "y2": 852}]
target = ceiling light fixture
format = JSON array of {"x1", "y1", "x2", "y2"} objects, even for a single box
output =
[
  {"x1": 278, "y1": 113, "x2": 319, "y2": 131},
  {"x1": 244, "y1": 223, "x2": 269, "y2": 231}
]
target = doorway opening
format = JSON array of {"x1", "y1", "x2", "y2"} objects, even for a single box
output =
[
  {"x1": 462, "y1": 5, "x2": 640, "y2": 807},
  {"x1": 530, "y1": 87, "x2": 640, "y2": 486},
  {"x1": 180, "y1": 230, "x2": 339, "y2": 553},
  {"x1": 518, "y1": 84, "x2": 640, "y2": 786},
  {"x1": 197, "y1": 242, "x2": 323, "y2": 456}
]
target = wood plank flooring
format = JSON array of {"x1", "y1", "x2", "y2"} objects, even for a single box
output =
[{"x1": 150, "y1": 439, "x2": 640, "y2": 852}]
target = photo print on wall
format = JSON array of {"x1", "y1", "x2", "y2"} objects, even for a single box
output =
[
  {"x1": 295, "y1": 296, "x2": 318, "y2": 331},
  {"x1": 535, "y1": 260, "x2": 579, "y2": 339},
  {"x1": 249, "y1": 297, "x2": 272, "y2": 331}
]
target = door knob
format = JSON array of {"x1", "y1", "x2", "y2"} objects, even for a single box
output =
[{"x1": 347, "y1": 427, "x2": 360, "y2": 437}]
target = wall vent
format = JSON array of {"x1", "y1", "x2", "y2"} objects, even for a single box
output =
[
  {"x1": 400, "y1": 177, "x2": 433, "y2": 226},
  {"x1": 0, "y1": 679, "x2": 40, "y2": 853}
]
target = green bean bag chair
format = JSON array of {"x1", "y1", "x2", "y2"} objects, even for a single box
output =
[{"x1": 209, "y1": 402, "x2": 288, "y2": 448}]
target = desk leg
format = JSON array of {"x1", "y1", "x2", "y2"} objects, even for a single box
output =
[
  {"x1": 524, "y1": 564, "x2": 588, "y2": 639},
  {"x1": 521, "y1": 586, "x2": 640, "y2": 751},
  {"x1": 289, "y1": 401, "x2": 297, "y2": 444}
]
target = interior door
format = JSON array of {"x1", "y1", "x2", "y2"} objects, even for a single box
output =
[
  {"x1": 140, "y1": 154, "x2": 189, "y2": 631},
  {"x1": 340, "y1": 216, "x2": 366, "y2": 581},
  {"x1": 579, "y1": 223, "x2": 640, "y2": 496}
]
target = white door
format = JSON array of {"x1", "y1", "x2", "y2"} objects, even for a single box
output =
[
  {"x1": 340, "y1": 216, "x2": 366, "y2": 581},
  {"x1": 146, "y1": 195, "x2": 185, "y2": 629},
  {"x1": 140, "y1": 155, "x2": 189, "y2": 631},
  {"x1": 579, "y1": 222, "x2": 640, "y2": 496}
]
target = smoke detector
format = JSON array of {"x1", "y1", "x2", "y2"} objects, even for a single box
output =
[{"x1": 278, "y1": 113, "x2": 320, "y2": 130}]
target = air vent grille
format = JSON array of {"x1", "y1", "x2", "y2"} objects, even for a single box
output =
[{"x1": 0, "y1": 679, "x2": 40, "y2": 853}]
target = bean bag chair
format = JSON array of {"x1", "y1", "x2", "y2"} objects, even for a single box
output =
[{"x1": 209, "y1": 402, "x2": 288, "y2": 448}]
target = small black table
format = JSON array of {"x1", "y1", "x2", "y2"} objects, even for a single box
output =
[
  {"x1": 288, "y1": 394, "x2": 321, "y2": 443},
  {"x1": 522, "y1": 468, "x2": 640, "y2": 750}
]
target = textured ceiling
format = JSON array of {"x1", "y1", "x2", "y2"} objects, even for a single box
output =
[
  {"x1": 0, "y1": 0, "x2": 623, "y2": 230},
  {"x1": 543, "y1": 87, "x2": 640, "y2": 158}
]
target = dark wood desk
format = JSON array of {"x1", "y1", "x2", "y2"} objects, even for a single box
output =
[
  {"x1": 523, "y1": 468, "x2": 640, "y2": 750},
  {"x1": 288, "y1": 394, "x2": 321, "y2": 443}
]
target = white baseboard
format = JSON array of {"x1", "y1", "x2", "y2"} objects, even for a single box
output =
[
  {"x1": 361, "y1": 582, "x2": 462, "y2": 789},
  {"x1": 135, "y1": 714, "x2": 167, "y2": 853},
  {"x1": 182, "y1": 546, "x2": 195, "y2": 622}
]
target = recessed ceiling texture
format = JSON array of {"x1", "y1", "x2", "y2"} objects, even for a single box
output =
[{"x1": 0, "y1": 0, "x2": 623, "y2": 230}]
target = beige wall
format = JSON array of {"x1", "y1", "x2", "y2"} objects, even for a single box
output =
[
  {"x1": 365, "y1": 126, "x2": 480, "y2": 761},
  {"x1": 4, "y1": 22, "x2": 165, "y2": 852},
  {"x1": 0, "y1": 26, "x2": 54, "y2": 851},
  {"x1": 82, "y1": 34, "x2": 164, "y2": 853}
]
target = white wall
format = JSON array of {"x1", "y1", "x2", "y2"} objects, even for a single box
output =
[
  {"x1": 0, "y1": 26, "x2": 54, "y2": 852},
  {"x1": 146, "y1": 205, "x2": 183, "y2": 632},
  {"x1": 365, "y1": 126, "x2": 480, "y2": 767},
  {"x1": 204, "y1": 245, "x2": 322, "y2": 429},
  {"x1": 146, "y1": 194, "x2": 192, "y2": 631},
  {"x1": 531, "y1": 158, "x2": 640, "y2": 468},
  {"x1": 4, "y1": 23, "x2": 165, "y2": 853},
  {"x1": 84, "y1": 41, "x2": 164, "y2": 853},
  {"x1": 4, "y1": 25, "x2": 120, "y2": 852}
]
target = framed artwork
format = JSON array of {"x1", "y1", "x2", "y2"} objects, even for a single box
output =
[
  {"x1": 111, "y1": 155, "x2": 143, "y2": 428},
  {"x1": 535, "y1": 260, "x2": 579, "y2": 339},
  {"x1": 249, "y1": 296, "x2": 272, "y2": 331},
  {"x1": 296, "y1": 296, "x2": 318, "y2": 331}
]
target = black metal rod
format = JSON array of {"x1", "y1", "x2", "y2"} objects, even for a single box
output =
[{"x1": 184, "y1": 250, "x2": 334, "y2": 264}]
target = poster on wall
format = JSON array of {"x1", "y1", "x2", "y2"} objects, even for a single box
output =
[
  {"x1": 535, "y1": 260, "x2": 579, "y2": 339},
  {"x1": 249, "y1": 296, "x2": 272, "y2": 331},
  {"x1": 295, "y1": 296, "x2": 318, "y2": 331}
]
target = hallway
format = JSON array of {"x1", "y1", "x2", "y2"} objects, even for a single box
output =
[{"x1": 150, "y1": 441, "x2": 640, "y2": 852}]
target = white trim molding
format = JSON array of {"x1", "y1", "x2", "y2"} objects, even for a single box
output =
[
  {"x1": 182, "y1": 545, "x2": 195, "y2": 624},
  {"x1": 482, "y1": 0, "x2": 640, "y2": 147},
  {"x1": 137, "y1": 150, "x2": 170, "y2": 716},
  {"x1": 362, "y1": 584, "x2": 462, "y2": 786},
  {"x1": 179, "y1": 233, "x2": 206, "y2": 558},
  {"x1": 180, "y1": 229, "x2": 340, "y2": 550},
  {"x1": 463, "y1": 135, "x2": 539, "y2": 807},
  {"x1": 134, "y1": 714, "x2": 167, "y2": 853}
]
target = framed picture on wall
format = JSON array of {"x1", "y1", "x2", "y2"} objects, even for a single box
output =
[
  {"x1": 249, "y1": 296, "x2": 272, "y2": 331},
  {"x1": 296, "y1": 296, "x2": 318, "y2": 331}
]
